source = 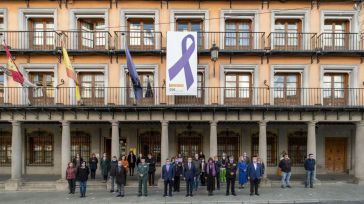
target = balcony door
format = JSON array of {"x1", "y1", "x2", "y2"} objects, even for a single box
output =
[
  {"x1": 323, "y1": 20, "x2": 349, "y2": 50},
  {"x1": 79, "y1": 72, "x2": 104, "y2": 105},
  {"x1": 274, "y1": 73, "x2": 301, "y2": 106},
  {"x1": 323, "y1": 73, "x2": 348, "y2": 106},
  {"x1": 225, "y1": 19, "x2": 252, "y2": 50},
  {"x1": 127, "y1": 72, "x2": 154, "y2": 105},
  {"x1": 274, "y1": 19, "x2": 302, "y2": 50},
  {"x1": 176, "y1": 19, "x2": 204, "y2": 49},
  {"x1": 175, "y1": 72, "x2": 204, "y2": 105},
  {"x1": 127, "y1": 19, "x2": 155, "y2": 50},
  {"x1": 224, "y1": 72, "x2": 252, "y2": 105},
  {"x1": 28, "y1": 72, "x2": 54, "y2": 105},
  {"x1": 77, "y1": 18, "x2": 106, "y2": 49},
  {"x1": 0, "y1": 73, "x2": 4, "y2": 104},
  {"x1": 28, "y1": 18, "x2": 55, "y2": 49}
]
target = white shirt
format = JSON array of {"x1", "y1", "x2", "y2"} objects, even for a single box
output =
[{"x1": 253, "y1": 163, "x2": 257, "y2": 170}]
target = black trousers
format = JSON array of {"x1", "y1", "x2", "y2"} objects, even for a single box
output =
[
  {"x1": 129, "y1": 166, "x2": 135, "y2": 176},
  {"x1": 103, "y1": 175, "x2": 108, "y2": 181},
  {"x1": 90, "y1": 170, "x2": 96, "y2": 179},
  {"x1": 215, "y1": 172, "x2": 220, "y2": 190},
  {"x1": 173, "y1": 176, "x2": 180, "y2": 192},
  {"x1": 250, "y1": 178, "x2": 259, "y2": 194},
  {"x1": 186, "y1": 179, "x2": 194, "y2": 195},
  {"x1": 200, "y1": 172, "x2": 206, "y2": 186},
  {"x1": 164, "y1": 180, "x2": 173, "y2": 196},
  {"x1": 148, "y1": 172, "x2": 155, "y2": 186},
  {"x1": 206, "y1": 175, "x2": 215, "y2": 193},
  {"x1": 67, "y1": 179, "x2": 76, "y2": 193},
  {"x1": 226, "y1": 177, "x2": 235, "y2": 194}
]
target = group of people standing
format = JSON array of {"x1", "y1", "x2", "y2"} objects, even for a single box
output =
[{"x1": 65, "y1": 150, "x2": 316, "y2": 198}]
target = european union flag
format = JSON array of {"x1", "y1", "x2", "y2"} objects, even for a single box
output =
[{"x1": 126, "y1": 46, "x2": 142, "y2": 102}]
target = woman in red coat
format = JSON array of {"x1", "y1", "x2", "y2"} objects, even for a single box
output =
[{"x1": 66, "y1": 162, "x2": 76, "y2": 194}]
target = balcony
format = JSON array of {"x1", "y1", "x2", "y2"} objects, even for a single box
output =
[
  {"x1": 317, "y1": 33, "x2": 363, "y2": 53},
  {"x1": 198, "y1": 32, "x2": 265, "y2": 53},
  {"x1": 1, "y1": 87, "x2": 364, "y2": 108},
  {"x1": 62, "y1": 31, "x2": 111, "y2": 52},
  {"x1": 114, "y1": 31, "x2": 162, "y2": 53},
  {"x1": 0, "y1": 31, "x2": 61, "y2": 52},
  {"x1": 268, "y1": 32, "x2": 317, "y2": 52}
]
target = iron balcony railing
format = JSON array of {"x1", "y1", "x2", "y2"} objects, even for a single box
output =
[
  {"x1": 317, "y1": 33, "x2": 364, "y2": 51},
  {"x1": 197, "y1": 31, "x2": 265, "y2": 51},
  {"x1": 1, "y1": 87, "x2": 364, "y2": 107},
  {"x1": 0, "y1": 31, "x2": 62, "y2": 51},
  {"x1": 114, "y1": 31, "x2": 163, "y2": 51},
  {"x1": 62, "y1": 31, "x2": 111, "y2": 51},
  {"x1": 268, "y1": 32, "x2": 317, "y2": 51}
]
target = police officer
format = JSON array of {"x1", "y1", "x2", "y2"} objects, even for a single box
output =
[
  {"x1": 137, "y1": 157, "x2": 149, "y2": 197},
  {"x1": 225, "y1": 156, "x2": 237, "y2": 196}
]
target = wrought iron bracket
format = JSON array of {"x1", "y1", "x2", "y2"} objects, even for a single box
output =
[
  {"x1": 261, "y1": 0, "x2": 269, "y2": 9},
  {"x1": 25, "y1": 0, "x2": 30, "y2": 8}
]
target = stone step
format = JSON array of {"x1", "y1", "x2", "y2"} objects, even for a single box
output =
[
  {"x1": 19, "y1": 182, "x2": 57, "y2": 192},
  {"x1": 0, "y1": 182, "x2": 5, "y2": 191}
]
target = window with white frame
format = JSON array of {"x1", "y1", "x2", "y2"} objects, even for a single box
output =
[{"x1": 0, "y1": 14, "x2": 4, "y2": 31}]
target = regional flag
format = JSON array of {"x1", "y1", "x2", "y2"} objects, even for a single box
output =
[{"x1": 3, "y1": 42, "x2": 24, "y2": 85}]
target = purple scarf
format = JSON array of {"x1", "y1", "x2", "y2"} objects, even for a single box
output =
[{"x1": 206, "y1": 162, "x2": 216, "y2": 176}]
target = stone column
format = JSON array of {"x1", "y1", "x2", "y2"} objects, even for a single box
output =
[
  {"x1": 209, "y1": 121, "x2": 218, "y2": 158},
  {"x1": 11, "y1": 121, "x2": 22, "y2": 180},
  {"x1": 355, "y1": 121, "x2": 364, "y2": 184},
  {"x1": 161, "y1": 121, "x2": 169, "y2": 163},
  {"x1": 259, "y1": 121, "x2": 267, "y2": 178},
  {"x1": 111, "y1": 121, "x2": 120, "y2": 158},
  {"x1": 307, "y1": 121, "x2": 317, "y2": 158},
  {"x1": 61, "y1": 121, "x2": 71, "y2": 179}
]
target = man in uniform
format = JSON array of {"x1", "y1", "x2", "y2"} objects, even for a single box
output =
[
  {"x1": 225, "y1": 156, "x2": 237, "y2": 196},
  {"x1": 137, "y1": 157, "x2": 149, "y2": 196}
]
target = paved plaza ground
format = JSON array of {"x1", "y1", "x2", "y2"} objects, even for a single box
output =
[{"x1": 1, "y1": 184, "x2": 364, "y2": 204}]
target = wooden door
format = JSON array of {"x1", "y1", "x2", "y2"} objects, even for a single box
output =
[
  {"x1": 139, "y1": 130, "x2": 161, "y2": 163},
  {"x1": 104, "y1": 138, "x2": 111, "y2": 159},
  {"x1": 177, "y1": 130, "x2": 202, "y2": 159},
  {"x1": 325, "y1": 138, "x2": 347, "y2": 172}
]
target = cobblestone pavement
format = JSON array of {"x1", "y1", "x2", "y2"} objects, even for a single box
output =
[{"x1": 1, "y1": 184, "x2": 364, "y2": 204}]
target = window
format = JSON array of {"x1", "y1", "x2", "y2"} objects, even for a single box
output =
[
  {"x1": 71, "y1": 131, "x2": 91, "y2": 163},
  {"x1": 28, "y1": 72, "x2": 54, "y2": 105},
  {"x1": 176, "y1": 19, "x2": 204, "y2": 48},
  {"x1": 0, "y1": 15, "x2": 4, "y2": 31},
  {"x1": 77, "y1": 18, "x2": 106, "y2": 49},
  {"x1": 138, "y1": 130, "x2": 161, "y2": 164},
  {"x1": 0, "y1": 72, "x2": 4, "y2": 104},
  {"x1": 177, "y1": 129, "x2": 202, "y2": 160},
  {"x1": 225, "y1": 20, "x2": 252, "y2": 49},
  {"x1": 79, "y1": 72, "x2": 104, "y2": 105},
  {"x1": 0, "y1": 130, "x2": 11, "y2": 166},
  {"x1": 175, "y1": 72, "x2": 204, "y2": 104},
  {"x1": 323, "y1": 20, "x2": 349, "y2": 49},
  {"x1": 274, "y1": 73, "x2": 301, "y2": 105},
  {"x1": 274, "y1": 19, "x2": 302, "y2": 48},
  {"x1": 224, "y1": 73, "x2": 252, "y2": 105},
  {"x1": 218, "y1": 130, "x2": 240, "y2": 161},
  {"x1": 27, "y1": 130, "x2": 53, "y2": 166},
  {"x1": 28, "y1": 18, "x2": 55, "y2": 48},
  {"x1": 251, "y1": 131, "x2": 278, "y2": 166},
  {"x1": 127, "y1": 19, "x2": 155, "y2": 49},
  {"x1": 323, "y1": 73, "x2": 348, "y2": 106},
  {"x1": 288, "y1": 131, "x2": 307, "y2": 166},
  {"x1": 127, "y1": 72, "x2": 154, "y2": 105}
]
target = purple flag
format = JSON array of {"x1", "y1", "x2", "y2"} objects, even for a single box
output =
[{"x1": 126, "y1": 46, "x2": 142, "y2": 101}]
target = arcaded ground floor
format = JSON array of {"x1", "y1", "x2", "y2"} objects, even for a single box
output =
[{"x1": 0, "y1": 121, "x2": 360, "y2": 177}]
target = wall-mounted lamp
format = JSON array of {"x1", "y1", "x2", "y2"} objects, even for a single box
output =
[{"x1": 210, "y1": 43, "x2": 219, "y2": 77}]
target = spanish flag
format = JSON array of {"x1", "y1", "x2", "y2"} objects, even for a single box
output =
[
  {"x1": 61, "y1": 41, "x2": 81, "y2": 103},
  {"x1": 3, "y1": 43, "x2": 24, "y2": 85}
]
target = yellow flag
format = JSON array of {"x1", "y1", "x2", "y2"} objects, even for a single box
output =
[{"x1": 62, "y1": 46, "x2": 81, "y2": 103}]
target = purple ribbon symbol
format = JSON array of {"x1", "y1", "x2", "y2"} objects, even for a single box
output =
[{"x1": 168, "y1": 34, "x2": 195, "y2": 90}]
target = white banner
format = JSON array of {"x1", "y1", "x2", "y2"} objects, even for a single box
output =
[{"x1": 166, "y1": 31, "x2": 197, "y2": 96}]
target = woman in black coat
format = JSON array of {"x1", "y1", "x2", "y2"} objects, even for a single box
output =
[
  {"x1": 76, "y1": 161, "x2": 89, "y2": 198},
  {"x1": 127, "y1": 151, "x2": 137, "y2": 176},
  {"x1": 115, "y1": 160, "x2": 127, "y2": 197}
]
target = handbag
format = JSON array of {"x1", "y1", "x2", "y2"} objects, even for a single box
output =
[{"x1": 277, "y1": 167, "x2": 282, "y2": 177}]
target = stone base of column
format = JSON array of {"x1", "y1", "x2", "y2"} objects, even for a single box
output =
[
  {"x1": 354, "y1": 177, "x2": 364, "y2": 186},
  {"x1": 259, "y1": 178, "x2": 271, "y2": 187},
  {"x1": 5, "y1": 179, "x2": 22, "y2": 191},
  {"x1": 56, "y1": 179, "x2": 68, "y2": 191}
]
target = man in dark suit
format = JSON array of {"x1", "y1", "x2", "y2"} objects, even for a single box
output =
[
  {"x1": 183, "y1": 157, "x2": 196, "y2": 197},
  {"x1": 115, "y1": 160, "x2": 127, "y2": 197},
  {"x1": 247, "y1": 155, "x2": 263, "y2": 196},
  {"x1": 162, "y1": 158, "x2": 175, "y2": 197},
  {"x1": 225, "y1": 156, "x2": 237, "y2": 196}
]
